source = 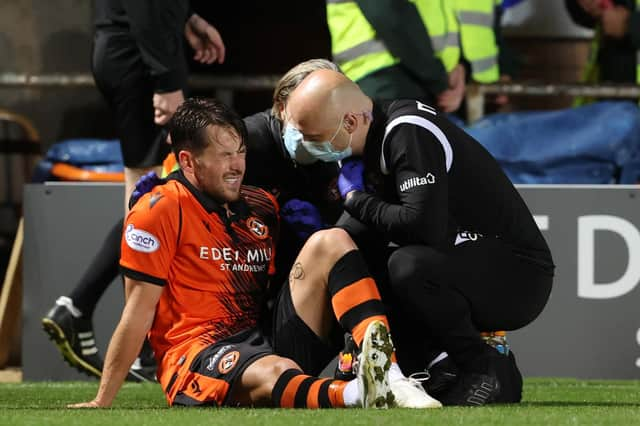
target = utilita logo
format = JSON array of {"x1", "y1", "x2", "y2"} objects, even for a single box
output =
[{"x1": 399, "y1": 173, "x2": 436, "y2": 192}]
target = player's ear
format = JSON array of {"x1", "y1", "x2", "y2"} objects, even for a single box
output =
[{"x1": 178, "y1": 150, "x2": 195, "y2": 174}]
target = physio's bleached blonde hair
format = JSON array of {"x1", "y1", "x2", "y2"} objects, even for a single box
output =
[{"x1": 271, "y1": 58, "x2": 341, "y2": 121}]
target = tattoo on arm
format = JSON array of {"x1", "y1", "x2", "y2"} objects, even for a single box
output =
[{"x1": 290, "y1": 262, "x2": 305, "y2": 281}]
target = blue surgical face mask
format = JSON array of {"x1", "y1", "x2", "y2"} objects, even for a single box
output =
[
  {"x1": 283, "y1": 124, "x2": 318, "y2": 165},
  {"x1": 283, "y1": 116, "x2": 352, "y2": 163}
]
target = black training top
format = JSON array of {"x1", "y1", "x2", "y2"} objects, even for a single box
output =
[
  {"x1": 343, "y1": 99, "x2": 554, "y2": 273},
  {"x1": 93, "y1": 0, "x2": 190, "y2": 93}
]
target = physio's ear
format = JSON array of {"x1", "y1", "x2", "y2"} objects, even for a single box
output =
[{"x1": 343, "y1": 112, "x2": 358, "y2": 134}]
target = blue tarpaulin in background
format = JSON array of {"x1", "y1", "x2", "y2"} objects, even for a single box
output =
[
  {"x1": 465, "y1": 101, "x2": 640, "y2": 184},
  {"x1": 31, "y1": 102, "x2": 640, "y2": 185},
  {"x1": 32, "y1": 139, "x2": 124, "y2": 182}
]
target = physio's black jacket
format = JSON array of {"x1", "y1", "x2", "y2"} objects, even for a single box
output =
[{"x1": 343, "y1": 99, "x2": 554, "y2": 274}]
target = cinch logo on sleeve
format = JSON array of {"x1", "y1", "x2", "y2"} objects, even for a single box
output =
[
  {"x1": 399, "y1": 173, "x2": 436, "y2": 192},
  {"x1": 125, "y1": 224, "x2": 160, "y2": 253}
]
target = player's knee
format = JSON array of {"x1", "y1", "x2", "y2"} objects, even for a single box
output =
[
  {"x1": 268, "y1": 357, "x2": 302, "y2": 383},
  {"x1": 305, "y1": 228, "x2": 355, "y2": 260}
]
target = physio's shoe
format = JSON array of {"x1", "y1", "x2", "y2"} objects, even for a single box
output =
[
  {"x1": 357, "y1": 320, "x2": 395, "y2": 408},
  {"x1": 493, "y1": 350, "x2": 522, "y2": 403},
  {"x1": 424, "y1": 355, "x2": 460, "y2": 399},
  {"x1": 390, "y1": 377, "x2": 442, "y2": 408},
  {"x1": 439, "y1": 371, "x2": 500, "y2": 406},
  {"x1": 41, "y1": 297, "x2": 103, "y2": 379}
]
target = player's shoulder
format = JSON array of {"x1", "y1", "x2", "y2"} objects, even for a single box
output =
[
  {"x1": 240, "y1": 185, "x2": 279, "y2": 215},
  {"x1": 130, "y1": 180, "x2": 183, "y2": 217}
]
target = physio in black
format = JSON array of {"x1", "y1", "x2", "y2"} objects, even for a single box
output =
[{"x1": 283, "y1": 69, "x2": 554, "y2": 406}]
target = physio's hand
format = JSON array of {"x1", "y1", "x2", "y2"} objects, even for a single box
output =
[
  {"x1": 129, "y1": 171, "x2": 164, "y2": 209},
  {"x1": 438, "y1": 64, "x2": 466, "y2": 113},
  {"x1": 153, "y1": 90, "x2": 184, "y2": 125},
  {"x1": 185, "y1": 13, "x2": 226, "y2": 64},
  {"x1": 280, "y1": 199, "x2": 326, "y2": 241},
  {"x1": 338, "y1": 159, "x2": 365, "y2": 199}
]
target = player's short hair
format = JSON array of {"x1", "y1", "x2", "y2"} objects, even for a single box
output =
[
  {"x1": 169, "y1": 97, "x2": 247, "y2": 158},
  {"x1": 272, "y1": 59, "x2": 341, "y2": 121}
]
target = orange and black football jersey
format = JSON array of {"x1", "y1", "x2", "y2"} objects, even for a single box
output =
[{"x1": 120, "y1": 171, "x2": 279, "y2": 401}]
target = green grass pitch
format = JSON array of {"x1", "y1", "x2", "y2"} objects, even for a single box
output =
[{"x1": 1, "y1": 378, "x2": 639, "y2": 425}]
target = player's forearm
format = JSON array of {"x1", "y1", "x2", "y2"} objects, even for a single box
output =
[{"x1": 93, "y1": 308, "x2": 153, "y2": 406}]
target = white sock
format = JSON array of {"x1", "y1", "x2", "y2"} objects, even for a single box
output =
[
  {"x1": 343, "y1": 379, "x2": 360, "y2": 407},
  {"x1": 389, "y1": 362, "x2": 404, "y2": 382},
  {"x1": 56, "y1": 296, "x2": 82, "y2": 318}
]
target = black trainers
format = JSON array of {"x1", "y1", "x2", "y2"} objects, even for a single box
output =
[
  {"x1": 423, "y1": 355, "x2": 460, "y2": 399},
  {"x1": 439, "y1": 370, "x2": 501, "y2": 406},
  {"x1": 42, "y1": 300, "x2": 104, "y2": 378},
  {"x1": 128, "y1": 338, "x2": 158, "y2": 382},
  {"x1": 494, "y1": 350, "x2": 523, "y2": 403},
  {"x1": 438, "y1": 346, "x2": 522, "y2": 406},
  {"x1": 334, "y1": 333, "x2": 357, "y2": 381}
]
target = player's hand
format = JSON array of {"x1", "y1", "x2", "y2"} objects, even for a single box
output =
[
  {"x1": 280, "y1": 198, "x2": 326, "y2": 241},
  {"x1": 185, "y1": 13, "x2": 226, "y2": 64},
  {"x1": 67, "y1": 400, "x2": 103, "y2": 408},
  {"x1": 129, "y1": 171, "x2": 165, "y2": 209},
  {"x1": 153, "y1": 90, "x2": 184, "y2": 125},
  {"x1": 338, "y1": 158, "x2": 365, "y2": 199}
]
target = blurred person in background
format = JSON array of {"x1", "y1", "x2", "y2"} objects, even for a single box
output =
[
  {"x1": 326, "y1": 0, "x2": 519, "y2": 117},
  {"x1": 41, "y1": 0, "x2": 225, "y2": 381},
  {"x1": 565, "y1": 0, "x2": 640, "y2": 104}
]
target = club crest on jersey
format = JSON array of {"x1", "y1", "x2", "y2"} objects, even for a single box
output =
[
  {"x1": 218, "y1": 351, "x2": 240, "y2": 374},
  {"x1": 246, "y1": 216, "x2": 268, "y2": 239},
  {"x1": 399, "y1": 173, "x2": 436, "y2": 192},
  {"x1": 125, "y1": 224, "x2": 160, "y2": 253}
]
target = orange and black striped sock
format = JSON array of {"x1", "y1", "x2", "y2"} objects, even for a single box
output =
[
  {"x1": 328, "y1": 250, "x2": 393, "y2": 358},
  {"x1": 272, "y1": 369, "x2": 348, "y2": 408}
]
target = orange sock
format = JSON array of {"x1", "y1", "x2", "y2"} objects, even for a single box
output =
[
  {"x1": 328, "y1": 250, "x2": 396, "y2": 363},
  {"x1": 272, "y1": 369, "x2": 348, "y2": 408}
]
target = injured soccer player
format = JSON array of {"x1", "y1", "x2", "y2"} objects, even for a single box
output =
[{"x1": 68, "y1": 98, "x2": 441, "y2": 409}]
